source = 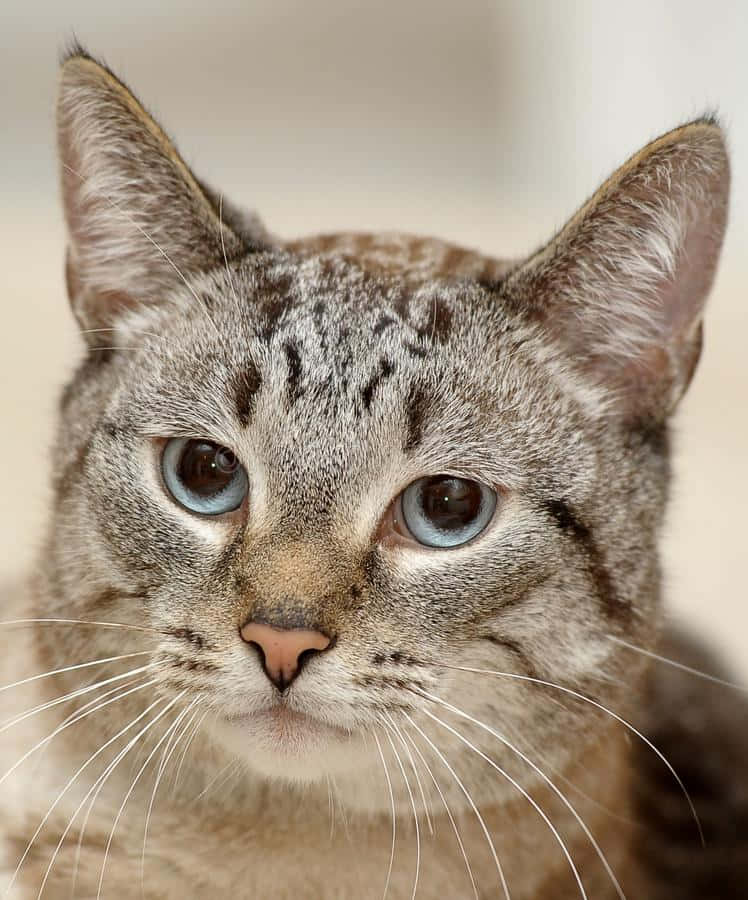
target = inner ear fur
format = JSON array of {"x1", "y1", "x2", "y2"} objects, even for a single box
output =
[
  {"x1": 501, "y1": 118, "x2": 729, "y2": 422},
  {"x1": 57, "y1": 47, "x2": 260, "y2": 337}
]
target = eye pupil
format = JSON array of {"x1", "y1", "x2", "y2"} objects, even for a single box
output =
[
  {"x1": 176, "y1": 441, "x2": 237, "y2": 498},
  {"x1": 419, "y1": 477, "x2": 483, "y2": 531}
]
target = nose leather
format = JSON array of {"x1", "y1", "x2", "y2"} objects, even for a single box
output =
[{"x1": 240, "y1": 621, "x2": 331, "y2": 690}]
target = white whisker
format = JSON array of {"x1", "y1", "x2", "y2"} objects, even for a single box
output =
[
  {"x1": 96, "y1": 693, "x2": 188, "y2": 899},
  {"x1": 383, "y1": 724, "x2": 421, "y2": 900},
  {"x1": 0, "y1": 651, "x2": 152, "y2": 697},
  {"x1": 0, "y1": 664, "x2": 155, "y2": 738},
  {"x1": 325, "y1": 773, "x2": 336, "y2": 843},
  {"x1": 0, "y1": 618, "x2": 157, "y2": 634},
  {"x1": 418, "y1": 706, "x2": 587, "y2": 900},
  {"x1": 401, "y1": 724, "x2": 480, "y2": 900},
  {"x1": 45, "y1": 694, "x2": 185, "y2": 900},
  {"x1": 6, "y1": 690, "x2": 167, "y2": 898},
  {"x1": 499, "y1": 722, "x2": 639, "y2": 829},
  {"x1": 609, "y1": 635, "x2": 748, "y2": 692},
  {"x1": 372, "y1": 729, "x2": 397, "y2": 900},
  {"x1": 189, "y1": 760, "x2": 239, "y2": 806},
  {"x1": 418, "y1": 690, "x2": 623, "y2": 899},
  {"x1": 404, "y1": 713, "x2": 511, "y2": 900},
  {"x1": 436, "y1": 663, "x2": 704, "y2": 847},
  {"x1": 0, "y1": 674, "x2": 156, "y2": 792},
  {"x1": 170, "y1": 708, "x2": 210, "y2": 796},
  {"x1": 140, "y1": 701, "x2": 199, "y2": 897},
  {"x1": 383, "y1": 712, "x2": 434, "y2": 836}
]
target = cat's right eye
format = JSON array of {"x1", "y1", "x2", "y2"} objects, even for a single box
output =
[{"x1": 161, "y1": 438, "x2": 249, "y2": 516}]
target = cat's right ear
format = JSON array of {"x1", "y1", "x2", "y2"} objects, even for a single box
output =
[
  {"x1": 57, "y1": 47, "x2": 266, "y2": 337},
  {"x1": 500, "y1": 118, "x2": 729, "y2": 423}
]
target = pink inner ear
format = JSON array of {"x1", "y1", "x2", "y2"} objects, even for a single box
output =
[{"x1": 506, "y1": 123, "x2": 729, "y2": 421}]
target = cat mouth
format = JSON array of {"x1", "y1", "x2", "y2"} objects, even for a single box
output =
[{"x1": 226, "y1": 704, "x2": 350, "y2": 743}]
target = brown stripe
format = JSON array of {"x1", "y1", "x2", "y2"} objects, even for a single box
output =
[
  {"x1": 234, "y1": 362, "x2": 262, "y2": 427},
  {"x1": 544, "y1": 498, "x2": 628, "y2": 618}
]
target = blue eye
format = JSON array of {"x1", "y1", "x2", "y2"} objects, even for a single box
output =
[
  {"x1": 400, "y1": 476, "x2": 497, "y2": 548},
  {"x1": 161, "y1": 438, "x2": 249, "y2": 515}
]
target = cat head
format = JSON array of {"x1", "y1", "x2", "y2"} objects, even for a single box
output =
[{"x1": 49, "y1": 48, "x2": 728, "y2": 790}]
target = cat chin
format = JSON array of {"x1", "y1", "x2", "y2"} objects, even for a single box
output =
[{"x1": 211, "y1": 707, "x2": 369, "y2": 782}]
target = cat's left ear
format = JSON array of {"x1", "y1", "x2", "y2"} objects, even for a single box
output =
[
  {"x1": 57, "y1": 47, "x2": 267, "y2": 336},
  {"x1": 501, "y1": 118, "x2": 729, "y2": 421}
]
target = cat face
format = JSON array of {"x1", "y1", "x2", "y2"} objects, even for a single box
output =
[{"x1": 50, "y1": 50, "x2": 728, "y2": 790}]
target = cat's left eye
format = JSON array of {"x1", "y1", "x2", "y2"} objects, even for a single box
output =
[
  {"x1": 161, "y1": 438, "x2": 249, "y2": 516},
  {"x1": 385, "y1": 475, "x2": 498, "y2": 549}
]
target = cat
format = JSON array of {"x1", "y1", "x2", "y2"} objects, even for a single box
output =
[{"x1": 1, "y1": 43, "x2": 747, "y2": 899}]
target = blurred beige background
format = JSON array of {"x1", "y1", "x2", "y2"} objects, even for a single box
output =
[{"x1": 1, "y1": 1, "x2": 746, "y2": 675}]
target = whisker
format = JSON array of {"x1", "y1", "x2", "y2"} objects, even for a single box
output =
[
  {"x1": 325, "y1": 773, "x2": 336, "y2": 843},
  {"x1": 29, "y1": 675, "x2": 153, "y2": 790},
  {"x1": 43, "y1": 694, "x2": 185, "y2": 900},
  {"x1": 6, "y1": 690, "x2": 167, "y2": 898},
  {"x1": 86, "y1": 345, "x2": 176, "y2": 356},
  {"x1": 417, "y1": 690, "x2": 625, "y2": 899},
  {"x1": 403, "y1": 713, "x2": 511, "y2": 900},
  {"x1": 372, "y1": 730, "x2": 397, "y2": 900},
  {"x1": 417, "y1": 705, "x2": 587, "y2": 900},
  {"x1": 219, "y1": 194, "x2": 242, "y2": 310},
  {"x1": 383, "y1": 711, "x2": 434, "y2": 836},
  {"x1": 189, "y1": 760, "x2": 239, "y2": 806},
  {"x1": 170, "y1": 708, "x2": 210, "y2": 796},
  {"x1": 0, "y1": 674, "x2": 157, "y2": 792},
  {"x1": 0, "y1": 618, "x2": 159, "y2": 634},
  {"x1": 28, "y1": 676, "x2": 148, "y2": 782},
  {"x1": 609, "y1": 635, "x2": 748, "y2": 692},
  {"x1": 140, "y1": 701, "x2": 200, "y2": 896},
  {"x1": 498, "y1": 721, "x2": 639, "y2": 829},
  {"x1": 434, "y1": 663, "x2": 704, "y2": 847},
  {"x1": 328, "y1": 774, "x2": 352, "y2": 843},
  {"x1": 79, "y1": 327, "x2": 173, "y2": 343},
  {"x1": 97, "y1": 694, "x2": 188, "y2": 899},
  {"x1": 382, "y1": 724, "x2": 421, "y2": 900},
  {"x1": 0, "y1": 664, "x2": 155, "y2": 738},
  {"x1": 0, "y1": 651, "x2": 152, "y2": 699},
  {"x1": 401, "y1": 725, "x2": 480, "y2": 900}
]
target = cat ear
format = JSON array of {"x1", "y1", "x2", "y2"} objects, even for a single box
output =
[
  {"x1": 57, "y1": 47, "x2": 264, "y2": 335},
  {"x1": 502, "y1": 118, "x2": 729, "y2": 421}
]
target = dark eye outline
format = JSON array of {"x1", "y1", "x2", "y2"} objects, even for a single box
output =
[
  {"x1": 378, "y1": 475, "x2": 500, "y2": 550},
  {"x1": 160, "y1": 437, "x2": 249, "y2": 517}
]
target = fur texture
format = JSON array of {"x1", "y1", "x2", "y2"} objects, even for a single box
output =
[{"x1": 0, "y1": 48, "x2": 745, "y2": 899}]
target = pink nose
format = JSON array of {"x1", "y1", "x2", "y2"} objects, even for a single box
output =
[{"x1": 240, "y1": 621, "x2": 332, "y2": 691}]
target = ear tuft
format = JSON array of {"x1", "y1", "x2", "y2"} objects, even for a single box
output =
[
  {"x1": 503, "y1": 118, "x2": 730, "y2": 421},
  {"x1": 57, "y1": 52, "x2": 262, "y2": 337}
]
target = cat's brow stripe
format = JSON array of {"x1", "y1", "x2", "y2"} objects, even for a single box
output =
[
  {"x1": 544, "y1": 499, "x2": 627, "y2": 618},
  {"x1": 233, "y1": 362, "x2": 262, "y2": 427},
  {"x1": 360, "y1": 358, "x2": 396, "y2": 412},
  {"x1": 418, "y1": 298, "x2": 453, "y2": 344},
  {"x1": 372, "y1": 314, "x2": 397, "y2": 336},
  {"x1": 283, "y1": 340, "x2": 304, "y2": 404},
  {"x1": 404, "y1": 383, "x2": 428, "y2": 452}
]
